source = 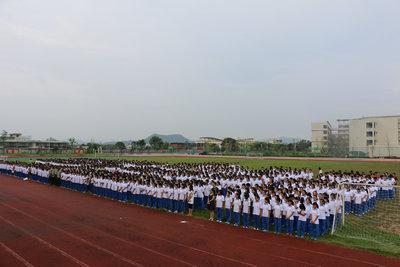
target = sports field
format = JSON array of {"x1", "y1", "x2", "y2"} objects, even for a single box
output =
[
  {"x1": 1, "y1": 155, "x2": 400, "y2": 260},
  {"x1": 1, "y1": 174, "x2": 399, "y2": 267}
]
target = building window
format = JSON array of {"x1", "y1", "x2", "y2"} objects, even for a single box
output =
[
  {"x1": 323, "y1": 136, "x2": 327, "y2": 140},
  {"x1": 323, "y1": 125, "x2": 327, "y2": 129},
  {"x1": 366, "y1": 122, "x2": 373, "y2": 128},
  {"x1": 323, "y1": 130, "x2": 327, "y2": 134},
  {"x1": 366, "y1": 131, "x2": 373, "y2": 137},
  {"x1": 367, "y1": 140, "x2": 373, "y2": 146}
]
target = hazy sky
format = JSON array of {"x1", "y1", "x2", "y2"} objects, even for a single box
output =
[{"x1": 1, "y1": 0, "x2": 399, "y2": 142}]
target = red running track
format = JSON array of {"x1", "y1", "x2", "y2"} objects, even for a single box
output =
[{"x1": 0, "y1": 174, "x2": 398, "y2": 267}]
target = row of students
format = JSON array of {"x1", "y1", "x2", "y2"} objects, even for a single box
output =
[{"x1": 0, "y1": 160, "x2": 396, "y2": 241}]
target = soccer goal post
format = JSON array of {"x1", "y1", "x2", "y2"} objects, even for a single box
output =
[{"x1": 331, "y1": 182, "x2": 400, "y2": 256}]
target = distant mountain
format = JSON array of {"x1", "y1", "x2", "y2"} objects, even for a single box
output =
[{"x1": 145, "y1": 134, "x2": 193, "y2": 144}]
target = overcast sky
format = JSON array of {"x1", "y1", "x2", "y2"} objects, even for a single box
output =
[{"x1": 0, "y1": 0, "x2": 399, "y2": 142}]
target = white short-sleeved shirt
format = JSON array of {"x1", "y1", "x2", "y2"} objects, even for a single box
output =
[
  {"x1": 233, "y1": 199, "x2": 241, "y2": 213},
  {"x1": 242, "y1": 199, "x2": 250, "y2": 214},
  {"x1": 252, "y1": 202, "x2": 261, "y2": 216},
  {"x1": 273, "y1": 204, "x2": 282, "y2": 219},
  {"x1": 216, "y1": 195, "x2": 225, "y2": 208},
  {"x1": 311, "y1": 209, "x2": 319, "y2": 224},
  {"x1": 262, "y1": 203, "x2": 271, "y2": 217}
]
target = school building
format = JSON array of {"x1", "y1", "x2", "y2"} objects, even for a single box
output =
[
  {"x1": 311, "y1": 115, "x2": 400, "y2": 157},
  {"x1": 0, "y1": 133, "x2": 70, "y2": 154}
]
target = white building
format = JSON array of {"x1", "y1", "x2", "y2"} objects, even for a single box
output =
[
  {"x1": 311, "y1": 121, "x2": 332, "y2": 152},
  {"x1": 349, "y1": 115, "x2": 400, "y2": 157},
  {"x1": 312, "y1": 115, "x2": 400, "y2": 157}
]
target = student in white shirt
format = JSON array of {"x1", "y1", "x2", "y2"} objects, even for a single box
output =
[
  {"x1": 310, "y1": 202, "x2": 320, "y2": 240},
  {"x1": 273, "y1": 196, "x2": 283, "y2": 234},
  {"x1": 215, "y1": 190, "x2": 225, "y2": 223},
  {"x1": 250, "y1": 195, "x2": 259, "y2": 230},
  {"x1": 233, "y1": 193, "x2": 242, "y2": 226},
  {"x1": 297, "y1": 203, "x2": 307, "y2": 238},
  {"x1": 187, "y1": 185, "x2": 195, "y2": 217},
  {"x1": 242, "y1": 193, "x2": 251, "y2": 228},
  {"x1": 261, "y1": 197, "x2": 271, "y2": 232},
  {"x1": 285, "y1": 200, "x2": 295, "y2": 235},
  {"x1": 224, "y1": 191, "x2": 233, "y2": 224}
]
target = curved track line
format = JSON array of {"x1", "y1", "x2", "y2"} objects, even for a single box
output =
[
  {"x1": 0, "y1": 216, "x2": 88, "y2": 267},
  {"x1": 1, "y1": 192, "x2": 256, "y2": 267},
  {"x1": 0, "y1": 203, "x2": 143, "y2": 267},
  {"x1": 0, "y1": 241, "x2": 35, "y2": 267}
]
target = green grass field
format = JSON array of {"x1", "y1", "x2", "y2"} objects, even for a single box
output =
[{"x1": 2, "y1": 154, "x2": 400, "y2": 257}]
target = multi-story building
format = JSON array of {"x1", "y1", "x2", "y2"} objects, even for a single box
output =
[
  {"x1": 0, "y1": 133, "x2": 70, "y2": 154},
  {"x1": 348, "y1": 115, "x2": 400, "y2": 157},
  {"x1": 312, "y1": 115, "x2": 400, "y2": 157},
  {"x1": 311, "y1": 121, "x2": 332, "y2": 152}
]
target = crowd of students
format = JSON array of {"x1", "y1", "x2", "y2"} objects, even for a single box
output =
[{"x1": 0, "y1": 159, "x2": 397, "y2": 240}]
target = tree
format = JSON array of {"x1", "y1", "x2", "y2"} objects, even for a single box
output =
[
  {"x1": 221, "y1": 138, "x2": 238, "y2": 152},
  {"x1": 114, "y1": 142, "x2": 126, "y2": 152},
  {"x1": 87, "y1": 142, "x2": 101, "y2": 154},
  {"x1": 0, "y1": 130, "x2": 7, "y2": 146},
  {"x1": 68, "y1": 137, "x2": 77, "y2": 148},
  {"x1": 132, "y1": 139, "x2": 146, "y2": 151},
  {"x1": 149, "y1": 136, "x2": 164, "y2": 150}
]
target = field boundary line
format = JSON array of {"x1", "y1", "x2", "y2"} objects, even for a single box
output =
[
  {"x1": 0, "y1": 202, "x2": 143, "y2": 267},
  {"x1": 0, "y1": 215, "x2": 89, "y2": 267},
  {"x1": 0, "y1": 241, "x2": 35, "y2": 267}
]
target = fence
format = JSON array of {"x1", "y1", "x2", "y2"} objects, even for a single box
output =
[{"x1": 331, "y1": 183, "x2": 400, "y2": 256}]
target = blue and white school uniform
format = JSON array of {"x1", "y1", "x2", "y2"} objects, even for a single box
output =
[
  {"x1": 318, "y1": 204, "x2": 327, "y2": 235},
  {"x1": 215, "y1": 195, "x2": 225, "y2": 222},
  {"x1": 285, "y1": 205, "x2": 295, "y2": 235},
  {"x1": 273, "y1": 203, "x2": 283, "y2": 233},
  {"x1": 233, "y1": 199, "x2": 241, "y2": 226},
  {"x1": 252, "y1": 201, "x2": 261, "y2": 230},
  {"x1": 297, "y1": 210, "x2": 307, "y2": 238},
  {"x1": 261, "y1": 203, "x2": 271, "y2": 231},
  {"x1": 224, "y1": 195, "x2": 233, "y2": 223},
  {"x1": 310, "y1": 209, "x2": 320, "y2": 240},
  {"x1": 242, "y1": 199, "x2": 250, "y2": 228}
]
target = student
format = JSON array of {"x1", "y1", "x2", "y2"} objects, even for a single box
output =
[
  {"x1": 224, "y1": 191, "x2": 233, "y2": 224},
  {"x1": 233, "y1": 193, "x2": 242, "y2": 226},
  {"x1": 354, "y1": 188, "x2": 363, "y2": 216},
  {"x1": 318, "y1": 198, "x2": 327, "y2": 235},
  {"x1": 261, "y1": 197, "x2": 271, "y2": 232},
  {"x1": 310, "y1": 202, "x2": 320, "y2": 240},
  {"x1": 273, "y1": 196, "x2": 283, "y2": 234},
  {"x1": 297, "y1": 203, "x2": 307, "y2": 238},
  {"x1": 242, "y1": 193, "x2": 251, "y2": 228},
  {"x1": 187, "y1": 185, "x2": 194, "y2": 217},
  {"x1": 215, "y1": 190, "x2": 225, "y2": 223},
  {"x1": 285, "y1": 200, "x2": 295, "y2": 235},
  {"x1": 252, "y1": 195, "x2": 261, "y2": 230},
  {"x1": 207, "y1": 189, "x2": 216, "y2": 221},
  {"x1": 344, "y1": 187, "x2": 352, "y2": 214}
]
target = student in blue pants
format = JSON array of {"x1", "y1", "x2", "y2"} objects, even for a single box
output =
[
  {"x1": 310, "y1": 202, "x2": 320, "y2": 240},
  {"x1": 224, "y1": 191, "x2": 233, "y2": 224},
  {"x1": 215, "y1": 190, "x2": 225, "y2": 222},
  {"x1": 297, "y1": 204, "x2": 307, "y2": 238},
  {"x1": 274, "y1": 197, "x2": 283, "y2": 234},
  {"x1": 285, "y1": 200, "x2": 295, "y2": 235},
  {"x1": 261, "y1": 197, "x2": 271, "y2": 232},
  {"x1": 242, "y1": 194, "x2": 250, "y2": 228},
  {"x1": 252, "y1": 196, "x2": 261, "y2": 230},
  {"x1": 232, "y1": 193, "x2": 242, "y2": 226}
]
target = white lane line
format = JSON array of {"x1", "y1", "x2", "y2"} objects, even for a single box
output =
[
  {"x1": 0, "y1": 202, "x2": 143, "y2": 267},
  {"x1": 0, "y1": 241, "x2": 35, "y2": 267},
  {"x1": 0, "y1": 216, "x2": 88, "y2": 267}
]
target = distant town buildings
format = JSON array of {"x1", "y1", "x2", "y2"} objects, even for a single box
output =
[
  {"x1": 0, "y1": 133, "x2": 69, "y2": 154},
  {"x1": 312, "y1": 115, "x2": 400, "y2": 157}
]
